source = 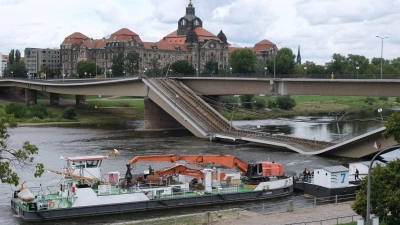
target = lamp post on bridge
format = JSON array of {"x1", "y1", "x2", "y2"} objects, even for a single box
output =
[
  {"x1": 264, "y1": 67, "x2": 267, "y2": 78},
  {"x1": 376, "y1": 36, "x2": 388, "y2": 79},
  {"x1": 356, "y1": 61, "x2": 359, "y2": 79}
]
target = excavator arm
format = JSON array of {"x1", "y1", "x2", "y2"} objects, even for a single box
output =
[
  {"x1": 127, "y1": 154, "x2": 249, "y2": 174},
  {"x1": 154, "y1": 164, "x2": 226, "y2": 180}
]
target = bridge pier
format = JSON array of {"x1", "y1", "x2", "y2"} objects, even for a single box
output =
[
  {"x1": 24, "y1": 88, "x2": 37, "y2": 104},
  {"x1": 144, "y1": 97, "x2": 184, "y2": 130},
  {"x1": 50, "y1": 93, "x2": 60, "y2": 105},
  {"x1": 76, "y1": 95, "x2": 86, "y2": 105}
]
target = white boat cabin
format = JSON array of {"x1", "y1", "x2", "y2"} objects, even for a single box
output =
[
  {"x1": 313, "y1": 166, "x2": 349, "y2": 189},
  {"x1": 64, "y1": 155, "x2": 108, "y2": 180}
]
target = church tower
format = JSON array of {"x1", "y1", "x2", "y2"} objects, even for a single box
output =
[
  {"x1": 296, "y1": 45, "x2": 301, "y2": 65},
  {"x1": 178, "y1": 0, "x2": 203, "y2": 35}
]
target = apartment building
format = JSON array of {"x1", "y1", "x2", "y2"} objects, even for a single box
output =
[
  {"x1": 0, "y1": 54, "x2": 8, "y2": 78},
  {"x1": 25, "y1": 48, "x2": 60, "y2": 78}
]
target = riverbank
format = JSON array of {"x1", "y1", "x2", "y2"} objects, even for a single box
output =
[{"x1": 111, "y1": 201, "x2": 359, "y2": 225}]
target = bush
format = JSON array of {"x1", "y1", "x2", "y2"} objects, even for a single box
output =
[
  {"x1": 395, "y1": 97, "x2": 400, "y2": 103},
  {"x1": 240, "y1": 95, "x2": 254, "y2": 109},
  {"x1": 267, "y1": 100, "x2": 277, "y2": 109},
  {"x1": 365, "y1": 97, "x2": 376, "y2": 105},
  {"x1": 5, "y1": 102, "x2": 27, "y2": 118},
  {"x1": 118, "y1": 102, "x2": 130, "y2": 107},
  {"x1": 379, "y1": 96, "x2": 388, "y2": 101},
  {"x1": 28, "y1": 104, "x2": 48, "y2": 119},
  {"x1": 62, "y1": 106, "x2": 76, "y2": 119},
  {"x1": 276, "y1": 95, "x2": 296, "y2": 110},
  {"x1": 252, "y1": 96, "x2": 266, "y2": 110}
]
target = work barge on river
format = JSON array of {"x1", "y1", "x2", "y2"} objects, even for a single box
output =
[{"x1": 11, "y1": 150, "x2": 293, "y2": 221}]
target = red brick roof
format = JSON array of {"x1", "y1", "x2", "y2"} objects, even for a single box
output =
[
  {"x1": 143, "y1": 40, "x2": 188, "y2": 51},
  {"x1": 252, "y1": 39, "x2": 278, "y2": 55},
  {"x1": 62, "y1": 32, "x2": 89, "y2": 44},
  {"x1": 109, "y1": 28, "x2": 142, "y2": 42},
  {"x1": 162, "y1": 27, "x2": 221, "y2": 43},
  {"x1": 82, "y1": 39, "x2": 106, "y2": 49}
]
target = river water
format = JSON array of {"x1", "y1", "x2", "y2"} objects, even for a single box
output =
[{"x1": 2, "y1": 113, "x2": 399, "y2": 224}]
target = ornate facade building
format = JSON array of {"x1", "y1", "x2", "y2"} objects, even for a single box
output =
[{"x1": 60, "y1": 1, "x2": 278, "y2": 76}]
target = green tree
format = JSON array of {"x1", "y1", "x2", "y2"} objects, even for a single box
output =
[
  {"x1": 252, "y1": 96, "x2": 266, "y2": 110},
  {"x1": 125, "y1": 52, "x2": 140, "y2": 76},
  {"x1": 351, "y1": 159, "x2": 400, "y2": 225},
  {"x1": 8, "y1": 49, "x2": 14, "y2": 65},
  {"x1": 4, "y1": 60, "x2": 27, "y2": 78},
  {"x1": 77, "y1": 60, "x2": 101, "y2": 78},
  {"x1": 229, "y1": 48, "x2": 258, "y2": 73},
  {"x1": 111, "y1": 53, "x2": 125, "y2": 77},
  {"x1": 275, "y1": 47, "x2": 296, "y2": 75},
  {"x1": 146, "y1": 58, "x2": 162, "y2": 77},
  {"x1": 203, "y1": 61, "x2": 219, "y2": 75},
  {"x1": 171, "y1": 60, "x2": 196, "y2": 75},
  {"x1": 276, "y1": 95, "x2": 296, "y2": 110},
  {"x1": 15, "y1": 49, "x2": 21, "y2": 63},
  {"x1": 240, "y1": 95, "x2": 254, "y2": 109},
  {"x1": 328, "y1": 53, "x2": 347, "y2": 76},
  {"x1": 0, "y1": 114, "x2": 44, "y2": 186},
  {"x1": 40, "y1": 65, "x2": 55, "y2": 78},
  {"x1": 352, "y1": 112, "x2": 400, "y2": 224}
]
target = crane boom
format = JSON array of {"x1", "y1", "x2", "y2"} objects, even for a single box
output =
[{"x1": 127, "y1": 154, "x2": 249, "y2": 174}]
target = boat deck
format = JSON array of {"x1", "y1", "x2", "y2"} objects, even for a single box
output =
[{"x1": 14, "y1": 183, "x2": 255, "y2": 210}]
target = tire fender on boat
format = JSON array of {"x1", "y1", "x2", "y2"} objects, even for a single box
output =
[
  {"x1": 48, "y1": 200, "x2": 55, "y2": 208},
  {"x1": 67, "y1": 168, "x2": 75, "y2": 174}
]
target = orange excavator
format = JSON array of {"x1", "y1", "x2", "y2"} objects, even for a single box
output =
[{"x1": 124, "y1": 154, "x2": 283, "y2": 186}]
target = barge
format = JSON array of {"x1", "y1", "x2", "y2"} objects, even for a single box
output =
[{"x1": 11, "y1": 151, "x2": 293, "y2": 221}]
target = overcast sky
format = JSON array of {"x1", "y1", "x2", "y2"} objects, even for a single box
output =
[{"x1": 0, "y1": 0, "x2": 399, "y2": 65}]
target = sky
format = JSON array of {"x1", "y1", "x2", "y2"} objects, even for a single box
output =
[{"x1": 0, "y1": 0, "x2": 399, "y2": 65}]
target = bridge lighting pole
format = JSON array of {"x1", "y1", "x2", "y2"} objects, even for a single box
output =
[
  {"x1": 377, "y1": 108, "x2": 383, "y2": 125},
  {"x1": 84, "y1": 72, "x2": 87, "y2": 82},
  {"x1": 356, "y1": 61, "x2": 359, "y2": 79},
  {"x1": 264, "y1": 67, "x2": 267, "y2": 78},
  {"x1": 304, "y1": 67, "x2": 307, "y2": 76},
  {"x1": 376, "y1": 36, "x2": 388, "y2": 79}
]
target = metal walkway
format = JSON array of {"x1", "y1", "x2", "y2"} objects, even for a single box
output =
[{"x1": 144, "y1": 78, "x2": 334, "y2": 153}]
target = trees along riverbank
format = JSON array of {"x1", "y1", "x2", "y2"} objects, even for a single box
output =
[{"x1": 1, "y1": 94, "x2": 399, "y2": 124}]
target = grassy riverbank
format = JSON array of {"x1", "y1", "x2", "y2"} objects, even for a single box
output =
[{"x1": 1, "y1": 94, "x2": 398, "y2": 125}]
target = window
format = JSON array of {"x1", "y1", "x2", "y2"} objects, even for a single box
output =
[
  {"x1": 181, "y1": 19, "x2": 186, "y2": 25},
  {"x1": 194, "y1": 19, "x2": 199, "y2": 26}
]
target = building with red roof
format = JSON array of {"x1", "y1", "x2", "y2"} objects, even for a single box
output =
[{"x1": 59, "y1": 1, "x2": 276, "y2": 76}]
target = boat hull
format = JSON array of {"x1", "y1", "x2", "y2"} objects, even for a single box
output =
[{"x1": 11, "y1": 186, "x2": 293, "y2": 221}]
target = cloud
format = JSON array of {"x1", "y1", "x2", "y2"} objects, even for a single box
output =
[{"x1": 0, "y1": 0, "x2": 399, "y2": 65}]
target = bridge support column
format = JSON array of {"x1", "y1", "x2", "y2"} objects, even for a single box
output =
[
  {"x1": 24, "y1": 89, "x2": 37, "y2": 104},
  {"x1": 76, "y1": 95, "x2": 86, "y2": 105},
  {"x1": 49, "y1": 93, "x2": 60, "y2": 105},
  {"x1": 144, "y1": 97, "x2": 184, "y2": 130},
  {"x1": 204, "y1": 95, "x2": 222, "y2": 113},
  {"x1": 269, "y1": 80, "x2": 275, "y2": 93}
]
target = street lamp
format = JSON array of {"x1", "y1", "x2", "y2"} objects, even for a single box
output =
[
  {"x1": 356, "y1": 61, "x2": 359, "y2": 79},
  {"x1": 84, "y1": 72, "x2": 87, "y2": 80},
  {"x1": 377, "y1": 108, "x2": 383, "y2": 125},
  {"x1": 11, "y1": 71, "x2": 13, "y2": 78},
  {"x1": 376, "y1": 36, "x2": 388, "y2": 79},
  {"x1": 230, "y1": 67, "x2": 232, "y2": 75},
  {"x1": 89, "y1": 73, "x2": 91, "y2": 78},
  {"x1": 63, "y1": 73, "x2": 65, "y2": 82},
  {"x1": 109, "y1": 69, "x2": 112, "y2": 77},
  {"x1": 304, "y1": 67, "x2": 307, "y2": 76},
  {"x1": 264, "y1": 67, "x2": 267, "y2": 77}
]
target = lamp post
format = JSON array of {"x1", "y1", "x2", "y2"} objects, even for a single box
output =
[
  {"x1": 264, "y1": 67, "x2": 267, "y2": 78},
  {"x1": 84, "y1": 72, "x2": 87, "y2": 80},
  {"x1": 230, "y1": 67, "x2": 232, "y2": 76},
  {"x1": 377, "y1": 108, "x2": 383, "y2": 125},
  {"x1": 109, "y1": 69, "x2": 112, "y2": 78},
  {"x1": 304, "y1": 67, "x2": 307, "y2": 76},
  {"x1": 63, "y1": 73, "x2": 65, "y2": 82},
  {"x1": 356, "y1": 66, "x2": 359, "y2": 79},
  {"x1": 376, "y1": 36, "x2": 388, "y2": 79},
  {"x1": 11, "y1": 71, "x2": 13, "y2": 78}
]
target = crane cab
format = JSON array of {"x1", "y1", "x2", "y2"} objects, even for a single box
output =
[{"x1": 245, "y1": 161, "x2": 283, "y2": 183}]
